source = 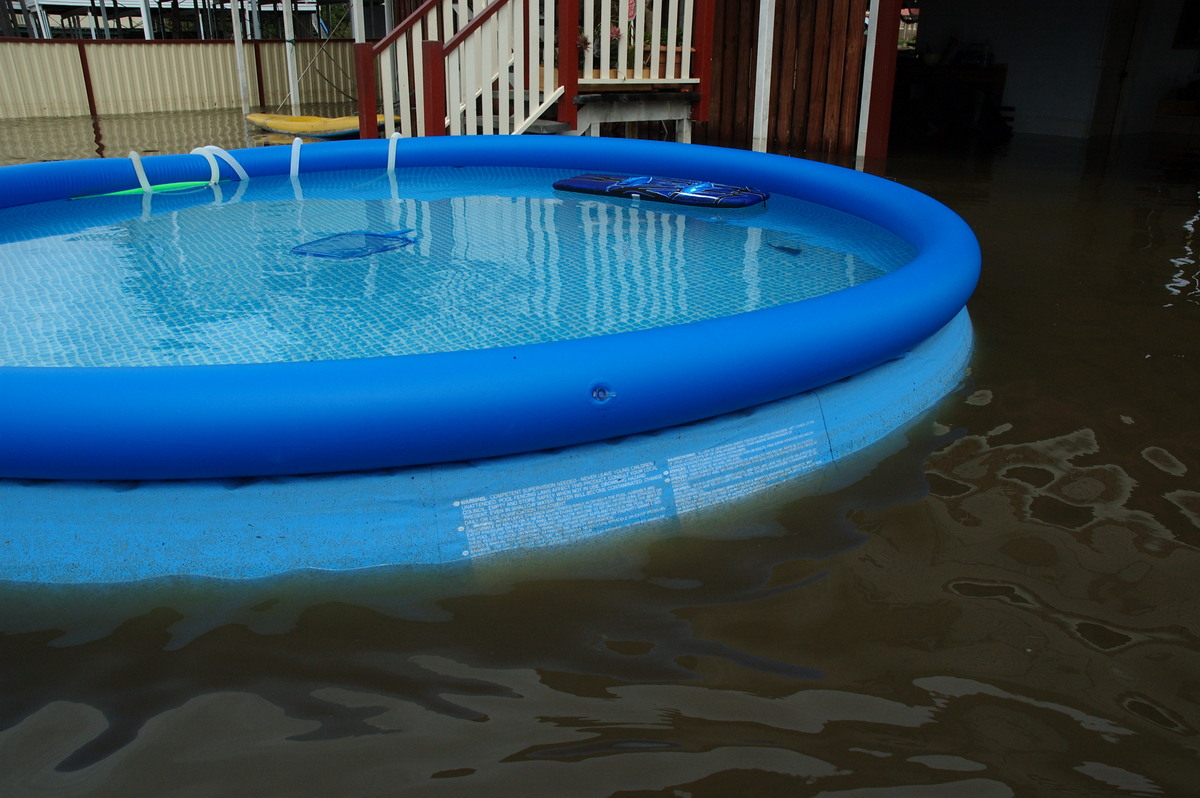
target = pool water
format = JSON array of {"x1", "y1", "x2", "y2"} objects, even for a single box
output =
[{"x1": 0, "y1": 166, "x2": 914, "y2": 368}]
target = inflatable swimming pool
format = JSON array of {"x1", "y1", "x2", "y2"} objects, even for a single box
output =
[{"x1": 0, "y1": 136, "x2": 979, "y2": 484}]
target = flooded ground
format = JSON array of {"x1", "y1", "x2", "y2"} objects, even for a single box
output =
[
  {"x1": 1, "y1": 114, "x2": 1198, "y2": 796},
  {"x1": 0, "y1": 106, "x2": 356, "y2": 165}
]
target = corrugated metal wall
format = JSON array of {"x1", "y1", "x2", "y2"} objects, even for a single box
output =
[
  {"x1": 90, "y1": 43, "x2": 240, "y2": 114},
  {"x1": 0, "y1": 39, "x2": 357, "y2": 119},
  {"x1": 253, "y1": 41, "x2": 358, "y2": 109},
  {"x1": 0, "y1": 41, "x2": 90, "y2": 117}
]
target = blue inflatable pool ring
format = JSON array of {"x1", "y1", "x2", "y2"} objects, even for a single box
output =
[
  {"x1": 553, "y1": 173, "x2": 769, "y2": 207},
  {"x1": 0, "y1": 136, "x2": 980, "y2": 482}
]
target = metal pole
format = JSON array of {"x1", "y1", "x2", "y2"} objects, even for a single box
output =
[
  {"x1": 97, "y1": 0, "x2": 110, "y2": 38},
  {"x1": 139, "y1": 0, "x2": 153, "y2": 39},
  {"x1": 231, "y1": 0, "x2": 250, "y2": 113},
  {"x1": 282, "y1": 0, "x2": 300, "y2": 115},
  {"x1": 37, "y1": 3, "x2": 52, "y2": 37},
  {"x1": 350, "y1": 0, "x2": 364, "y2": 42},
  {"x1": 751, "y1": 0, "x2": 775, "y2": 152}
]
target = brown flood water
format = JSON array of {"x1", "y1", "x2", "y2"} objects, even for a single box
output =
[{"x1": 0, "y1": 115, "x2": 1198, "y2": 796}]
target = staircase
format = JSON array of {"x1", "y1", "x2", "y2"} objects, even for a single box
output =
[{"x1": 355, "y1": 0, "x2": 713, "y2": 140}]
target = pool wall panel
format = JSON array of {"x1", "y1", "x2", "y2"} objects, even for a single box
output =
[{"x1": 0, "y1": 309, "x2": 973, "y2": 584}]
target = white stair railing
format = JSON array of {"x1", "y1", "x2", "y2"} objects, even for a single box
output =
[
  {"x1": 432, "y1": 0, "x2": 564, "y2": 135},
  {"x1": 358, "y1": 0, "x2": 705, "y2": 137},
  {"x1": 578, "y1": 0, "x2": 696, "y2": 87},
  {"x1": 371, "y1": 0, "x2": 495, "y2": 138},
  {"x1": 367, "y1": 0, "x2": 567, "y2": 137}
]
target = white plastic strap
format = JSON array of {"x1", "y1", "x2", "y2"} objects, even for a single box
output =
[
  {"x1": 188, "y1": 146, "x2": 222, "y2": 184},
  {"x1": 128, "y1": 151, "x2": 153, "y2": 193},
  {"x1": 290, "y1": 137, "x2": 303, "y2": 179},
  {"x1": 188, "y1": 145, "x2": 250, "y2": 184},
  {"x1": 206, "y1": 145, "x2": 250, "y2": 182},
  {"x1": 230, "y1": 176, "x2": 250, "y2": 203},
  {"x1": 387, "y1": 132, "x2": 401, "y2": 173}
]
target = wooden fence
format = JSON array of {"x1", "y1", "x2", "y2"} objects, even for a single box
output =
[{"x1": 693, "y1": 0, "x2": 869, "y2": 157}]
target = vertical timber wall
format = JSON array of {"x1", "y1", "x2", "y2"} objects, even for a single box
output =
[{"x1": 695, "y1": 0, "x2": 868, "y2": 157}]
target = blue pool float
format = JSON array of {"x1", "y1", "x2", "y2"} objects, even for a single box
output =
[{"x1": 553, "y1": 173, "x2": 769, "y2": 207}]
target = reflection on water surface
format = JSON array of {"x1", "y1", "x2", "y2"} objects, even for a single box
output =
[{"x1": 1, "y1": 121, "x2": 1198, "y2": 796}]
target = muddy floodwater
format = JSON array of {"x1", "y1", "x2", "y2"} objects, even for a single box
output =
[{"x1": 1, "y1": 114, "x2": 1198, "y2": 796}]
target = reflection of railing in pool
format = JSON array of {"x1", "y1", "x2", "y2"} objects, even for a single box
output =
[
  {"x1": 420, "y1": 195, "x2": 696, "y2": 336},
  {"x1": 3, "y1": 150, "x2": 904, "y2": 373},
  {"x1": 40, "y1": 176, "x2": 893, "y2": 365}
]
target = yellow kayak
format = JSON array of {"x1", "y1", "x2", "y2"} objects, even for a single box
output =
[{"x1": 245, "y1": 113, "x2": 392, "y2": 138}]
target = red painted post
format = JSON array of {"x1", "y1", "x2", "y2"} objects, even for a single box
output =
[
  {"x1": 863, "y1": 0, "x2": 902, "y2": 160},
  {"x1": 355, "y1": 41, "x2": 379, "y2": 139},
  {"x1": 423, "y1": 39, "x2": 447, "y2": 135},
  {"x1": 691, "y1": 0, "x2": 715, "y2": 123},
  {"x1": 523, "y1": 0, "x2": 531, "y2": 79},
  {"x1": 252, "y1": 40, "x2": 266, "y2": 109},
  {"x1": 556, "y1": 0, "x2": 579, "y2": 128},
  {"x1": 76, "y1": 42, "x2": 99, "y2": 118}
]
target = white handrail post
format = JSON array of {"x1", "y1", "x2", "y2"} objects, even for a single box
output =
[
  {"x1": 633, "y1": 0, "x2": 646, "y2": 79},
  {"x1": 665, "y1": 0, "x2": 679, "y2": 79},
  {"x1": 582, "y1": 0, "x2": 594, "y2": 81},
  {"x1": 382, "y1": 46, "x2": 397, "y2": 137},
  {"x1": 599, "y1": 0, "x2": 610, "y2": 79},
  {"x1": 512, "y1": 0, "x2": 525, "y2": 126},
  {"x1": 543, "y1": 0, "x2": 555, "y2": 101},
  {"x1": 413, "y1": 22, "x2": 426, "y2": 136}
]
